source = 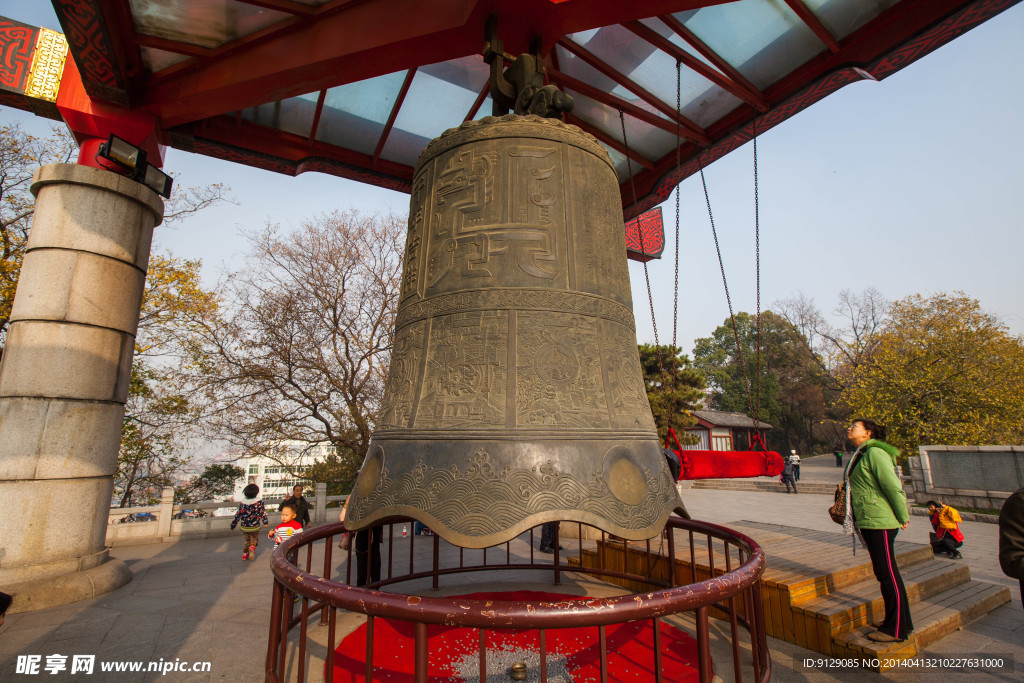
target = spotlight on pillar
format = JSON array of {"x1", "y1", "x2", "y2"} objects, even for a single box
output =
[
  {"x1": 141, "y1": 164, "x2": 173, "y2": 199},
  {"x1": 96, "y1": 134, "x2": 174, "y2": 199}
]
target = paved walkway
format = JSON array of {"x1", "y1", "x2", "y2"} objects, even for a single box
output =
[{"x1": 1, "y1": 483, "x2": 1019, "y2": 682}]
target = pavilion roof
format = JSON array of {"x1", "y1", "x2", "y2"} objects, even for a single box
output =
[{"x1": 4, "y1": 0, "x2": 1017, "y2": 218}]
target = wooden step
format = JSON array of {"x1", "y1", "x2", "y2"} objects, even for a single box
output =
[
  {"x1": 795, "y1": 559, "x2": 971, "y2": 638},
  {"x1": 829, "y1": 580, "x2": 1011, "y2": 671}
]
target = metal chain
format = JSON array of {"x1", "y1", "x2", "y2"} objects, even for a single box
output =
[
  {"x1": 753, "y1": 119, "x2": 762, "y2": 427},
  {"x1": 697, "y1": 154, "x2": 755, "y2": 421},
  {"x1": 673, "y1": 59, "x2": 681, "y2": 350},
  {"x1": 620, "y1": 110, "x2": 661, "y2": 365}
]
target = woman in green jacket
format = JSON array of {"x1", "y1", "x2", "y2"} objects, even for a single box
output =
[{"x1": 844, "y1": 419, "x2": 913, "y2": 642}]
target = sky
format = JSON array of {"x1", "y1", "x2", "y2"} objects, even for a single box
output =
[{"x1": 4, "y1": 2, "x2": 1024, "y2": 357}]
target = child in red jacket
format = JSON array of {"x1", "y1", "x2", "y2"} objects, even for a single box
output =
[{"x1": 269, "y1": 503, "x2": 304, "y2": 549}]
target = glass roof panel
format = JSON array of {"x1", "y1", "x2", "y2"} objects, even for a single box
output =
[
  {"x1": 568, "y1": 24, "x2": 713, "y2": 119},
  {"x1": 314, "y1": 71, "x2": 408, "y2": 155},
  {"x1": 673, "y1": 0, "x2": 823, "y2": 90},
  {"x1": 379, "y1": 57, "x2": 489, "y2": 166},
  {"x1": 555, "y1": 44, "x2": 672, "y2": 123},
  {"x1": 472, "y1": 96, "x2": 495, "y2": 120},
  {"x1": 241, "y1": 92, "x2": 319, "y2": 139},
  {"x1": 567, "y1": 90, "x2": 678, "y2": 163},
  {"x1": 139, "y1": 46, "x2": 189, "y2": 73},
  {"x1": 804, "y1": 0, "x2": 900, "y2": 41},
  {"x1": 637, "y1": 16, "x2": 725, "y2": 77},
  {"x1": 599, "y1": 143, "x2": 631, "y2": 183},
  {"x1": 129, "y1": 0, "x2": 288, "y2": 50}
]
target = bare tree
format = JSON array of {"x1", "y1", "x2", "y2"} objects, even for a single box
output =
[
  {"x1": 195, "y1": 210, "x2": 405, "y2": 481},
  {"x1": 775, "y1": 287, "x2": 888, "y2": 390}
]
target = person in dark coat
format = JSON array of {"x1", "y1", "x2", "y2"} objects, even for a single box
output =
[
  {"x1": 781, "y1": 458, "x2": 798, "y2": 494},
  {"x1": 280, "y1": 485, "x2": 311, "y2": 528},
  {"x1": 999, "y1": 487, "x2": 1024, "y2": 610}
]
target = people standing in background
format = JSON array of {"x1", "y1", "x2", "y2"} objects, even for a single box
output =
[
  {"x1": 833, "y1": 447, "x2": 844, "y2": 468},
  {"x1": 781, "y1": 458, "x2": 798, "y2": 494},
  {"x1": 789, "y1": 450, "x2": 801, "y2": 481},
  {"x1": 280, "y1": 484, "x2": 311, "y2": 529}
]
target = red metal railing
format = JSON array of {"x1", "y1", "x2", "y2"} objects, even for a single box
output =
[{"x1": 266, "y1": 517, "x2": 770, "y2": 682}]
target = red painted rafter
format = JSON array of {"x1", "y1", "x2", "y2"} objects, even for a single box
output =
[
  {"x1": 464, "y1": 80, "x2": 490, "y2": 122},
  {"x1": 622, "y1": 20, "x2": 768, "y2": 112},
  {"x1": 565, "y1": 113, "x2": 654, "y2": 171},
  {"x1": 307, "y1": 89, "x2": 327, "y2": 142},
  {"x1": 373, "y1": 68, "x2": 416, "y2": 164},
  {"x1": 547, "y1": 69, "x2": 690, "y2": 140},
  {"x1": 198, "y1": 115, "x2": 414, "y2": 179},
  {"x1": 232, "y1": 0, "x2": 317, "y2": 15},
  {"x1": 783, "y1": 0, "x2": 840, "y2": 53},
  {"x1": 134, "y1": 1, "x2": 737, "y2": 127},
  {"x1": 134, "y1": 33, "x2": 214, "y2": 59},
  {"x1": 557, "y1": 36, "x2": 709, "y2": 145},
  {"x1": 657, "y1": 14, "x2": 765, "y2": 103}
]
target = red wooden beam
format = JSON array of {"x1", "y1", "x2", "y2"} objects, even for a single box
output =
[
  {"x1": 547, "y1": 69, "x2": 687, "y2": 140},
  {"x1": 783, "y1": 0, "x2": 840, "y2": 53},
  {"x1": 622, "y1": 20, "x2": 768, "y2": 112},
  {"x1": 135, "y1": 0, "x2": 734, "y2": 127},
  {"x1": 197, "y1": 115, "x2": 414, "y2": 179},
  {"x1": 557, "y1": 36, "x2": 710, "y2": 145},
  {"x1": 656, "y1": 14, "x2": 765, "y2": 105},
  {"x1": 564, "y1": 113, "x2": 654, "y2": 170},
  {"x1": 373, "y1": 68, "x2": 416, "y2": 164}
]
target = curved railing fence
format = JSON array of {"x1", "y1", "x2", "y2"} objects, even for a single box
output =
[{"x1": 266, "y1": 517, "x2": 770, "y2": 682}]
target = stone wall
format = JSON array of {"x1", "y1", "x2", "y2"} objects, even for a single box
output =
[{"x1": 908, "y1": 445, "x2": 1024, "y2": 510}]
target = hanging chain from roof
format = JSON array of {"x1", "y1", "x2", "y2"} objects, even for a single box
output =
[
  {"x1": 619, "y1": 110, "x2": 662, "y2": 374},
  {"x1": 673, "y1": 59, "x2": 681, "y2": 350},
  {"x1": 697, "y1": 153, "x2": 756, "y2": 422},
  {"x1": 753, "y1": 119, "x2": 762, "y2": 426}
]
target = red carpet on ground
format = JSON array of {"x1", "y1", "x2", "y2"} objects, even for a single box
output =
[{"x1": 329, "y1": 590, "x2": 705, "y2": 682}]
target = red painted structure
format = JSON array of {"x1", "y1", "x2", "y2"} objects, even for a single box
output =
[
  {"x1": 1, "y1": 0, "x2": 1018, "y2": 228},
  {"x1": 666, "y1": 428, "x2": 784, "y2": 481}
]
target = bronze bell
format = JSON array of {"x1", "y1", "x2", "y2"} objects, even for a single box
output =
[{"x1": 345, "y1": 114, "x2": 685, "y2": 547}]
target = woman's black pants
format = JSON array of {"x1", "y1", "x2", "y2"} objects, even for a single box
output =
[
  {"x1": 861, "y1": 528, "x2": 913, "y2": 639},
  {"x1": 354, "y1": 527, "x2": 382, "y2": 587}
]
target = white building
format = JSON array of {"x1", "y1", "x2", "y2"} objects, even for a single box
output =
[{"x1": 230, "y1": 442, "x2": 332, "y2": 502}]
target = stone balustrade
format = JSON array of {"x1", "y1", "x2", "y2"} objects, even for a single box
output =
[{"x1": 104, "y1": 482, "x2": 348, "y2": 546}]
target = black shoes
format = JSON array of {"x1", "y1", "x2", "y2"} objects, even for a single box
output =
[{"x1": 538, "y1": 545, "x2": 564, "y2": 554}]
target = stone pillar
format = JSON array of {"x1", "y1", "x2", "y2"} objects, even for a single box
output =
[
  {"x1": 0, "y1": 164, "x2": 163, "y2": 612},
  {"x1": 314, "y1": 482, "x2": 327, "y2": 525}
]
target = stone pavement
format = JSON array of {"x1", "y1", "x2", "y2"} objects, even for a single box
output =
[{"x1": 1, "y1": 480, "x2": 1020, "y2": 682}]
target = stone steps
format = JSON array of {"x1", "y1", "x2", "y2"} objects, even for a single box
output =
[
  {"x1": 689, "y1": 479, "x2": 837, "y2": 495},
  {"x1": 575, "y1": 521, "x2": 1010, "y2": 673},
  {"x1": 829, "y1": 580, "x2": 1010, "y2": 671}
]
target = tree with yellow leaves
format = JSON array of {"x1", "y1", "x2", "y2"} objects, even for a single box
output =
[
  {"x1": 1, "y1": 118, "x2": 230, "y2": 504},
  {"x1": 842, "y1": 292, "x2": 1024, "y2": 462}
]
